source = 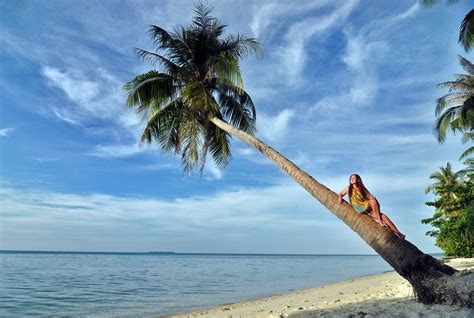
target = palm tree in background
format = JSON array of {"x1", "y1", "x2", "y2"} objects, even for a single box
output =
[
  {"x1": 434, "y1": 55, "x2": 474, "y2": 159},
  {"x1": 460, "y1": 157, "x2": 474, "y2": 180},
  {"x1": 125, "y1": 3, "x2": 472, "y2": 307},
  {"x1": 425, "y1": 162, "x2": 463, "y2": 217},
  {"x1": 419, "y1": 1, "x2": 474, "y2": 52}
]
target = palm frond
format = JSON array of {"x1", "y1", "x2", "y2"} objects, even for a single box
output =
[
  {"x1": 435, "y1": 94, "x2": 468, "y2": 116},
  {"x1": 167, "y1": 26, "x2": 195, "y2": 70},
  {"x1": 462, "y1": 131, "x2": 474, "y2": 144},
  {"x1": 418, "y1": 0, "x2": 460, "y2": 7},
  {"x1": 459, "y1": 10, "x2": 474, "y2": 52},
  {"x1": 213, "y1": 55, "x2": 244, "y2": 89},
  {"x1": 461, "y1": 96, "x2": 474, "y2": 125},
  {"x1": 181, "y1": 81, "x2": 219, "y2": 114},
  {"x1": 135, "y1": 48, "x2": 187, "y2": 79},
  {"x1": 434, "y1": 106, "x2": 460, "y2": 142},
  {"x1": 148, "y1": 25, "x2": 174, "y2": 49},
  {"x1": 124, "y1": 71, "x2": 178, "y2": 108},
  {"x1": 459, "y1": 145, "x2": 474, "y2": 160},
  {"x1": 198, "y1": 124, "x2": 211, "y2": 176},
  {"x1": 462, "y1": 158, "x2": 474, "y2": 168},
  {"x1": 192, "y1": 2, "x2": 215, "y2": 29},
  {"x1": 221, "y1": 34, "x2": 262, "y2": 59},
  {"x1": 436, "y1": 80, "x2": 474, "y2": 93},
  {"x1": 179, "y1": 114, "x2": 204, "y2": 175},
  {"x1": 208, "y1": 121, "x2": 232, "y2": 169},
  {"x1": 140, "y1": 98, "x2": 182, "y2": 153},
  {"x1": 459, "y1": 54, "x2": 474, "y2": 74},
  {"x1": 217, "y1": 82, "x2": 256, "y2": 134}
]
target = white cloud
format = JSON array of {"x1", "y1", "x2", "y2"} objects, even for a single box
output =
[
  {"x1": 0, "y1": 170, "x2": 438, "y2": 252},
  {"x1": 257, "y1": 109, "x2": 295, "y2": 143},
  {"x1": 312, "y1": 32, "x2": 386, "y2": 112},
  {"x1": 41, "y1": 66, "x2": 135, "y2": 130},
  {"x1": 0, "y1": 128, "x2": 14, "y2": 137},
  {"x1": 310, "y1": 3, "x2": 419, "y2": 115},
  {"x1": 30, "y1": 157, "x2": 59, "y2": 163},
  {"x1": 88, "y1": 143, "x2": 149, "y2": 158},
  {"x1": 277, "y1": 0, "x2": 359, "y2": 85},
  {"x1": 42, "y1": 65, "x2": 145, "y2": 156},
  {"x1": 136, "y1": 163, "x2": 173, "y2": 171},
  {"x1": 249, "y1": 0, "x2": 331, "y2": 38},
  {"x1": 0, "y1": 183, "x2": 345, "y2": 252},
  {"x1": 42, "y1": 67, "x2": 101, "y2": 107},
  {"x1": 52, "y1": 107, "x2": 80, "y2": 125},
  {"x1": 383, "y1": 3, "x2": 419, "y2": 30},
  {"x1": 235, "y1": 147, "x2": 273, "y2": 165},
  {"x1": 205, "y1": 161, "x2": 223, "y2": 180}
]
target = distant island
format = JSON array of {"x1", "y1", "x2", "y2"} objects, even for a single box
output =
[{"x1": 146, "y1": 251, "x2": 176, "y2": 255}]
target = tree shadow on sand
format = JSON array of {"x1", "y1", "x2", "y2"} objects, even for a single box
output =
[{"x1": 288, "y1": 297, "x2": 472, "y2": 318}]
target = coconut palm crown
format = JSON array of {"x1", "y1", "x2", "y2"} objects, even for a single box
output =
[
  {"x1": 124, "y1": 3, "x2": 261, "y2": 175},
  {"x1": 425, "y1": 162, "x2": 463, "y2": 195},
  {"x1": 434, "y1": 55, "x2": 474, "y2": 159},
  {"x1": 425, "y1": 162, "x2": 464, "y2": 217}
]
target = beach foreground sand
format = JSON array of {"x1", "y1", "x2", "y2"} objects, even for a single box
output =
[{"x1": 166, "y1": 258, "x2": 473, "y2": 318}]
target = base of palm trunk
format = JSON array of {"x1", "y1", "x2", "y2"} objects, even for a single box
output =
[
  {"x1": 400, "y1": 254, "x2": 473, "y2": 308},
  {"x1": 413, "y1": 271, "x2": 474, "y2": 308}
]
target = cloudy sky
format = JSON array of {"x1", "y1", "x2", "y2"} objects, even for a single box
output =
[{"x1": 0, "y1": 0, "x2": 471, "y2": 254}]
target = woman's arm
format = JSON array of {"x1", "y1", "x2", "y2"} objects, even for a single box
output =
[{"x1": 338, "y1": 186, "x2": 348, "y2": 205}]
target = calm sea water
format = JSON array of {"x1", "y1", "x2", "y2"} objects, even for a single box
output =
[{"x1": 0, "y1": 252, "x2": 396, "y2": 317}]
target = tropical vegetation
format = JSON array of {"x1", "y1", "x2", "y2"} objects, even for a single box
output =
[
  {"x1": 434, "y1": 55, "x2": 474, "y2": 160},
  {"x1": 422, "y1": 162, "x2": 474, "y2": 257},
  {"x1": 422, "y1": 3, "x2": 474, "y2": 258}
]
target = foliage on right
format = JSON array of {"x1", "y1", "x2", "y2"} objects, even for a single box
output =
[
  {"x1": 423, "y1": 49, "x2": 474, "y2": 258},
  {"x1": 422, "y1": 162, "x2": 474, "y2": 257}
]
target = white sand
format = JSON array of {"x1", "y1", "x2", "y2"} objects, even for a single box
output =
[{"x1": 166, "y1": 258, "x2": 473, "y2": 318}]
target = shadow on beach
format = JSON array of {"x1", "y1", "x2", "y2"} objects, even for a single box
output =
[{"x1": 288, "y1": 297, "x2": 471, "y2": 318}]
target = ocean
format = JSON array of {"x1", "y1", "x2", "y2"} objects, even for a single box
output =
[{"x1": 0, "y1": 251, "x2": 400, "y2": 317}]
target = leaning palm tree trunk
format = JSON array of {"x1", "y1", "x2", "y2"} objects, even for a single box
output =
[{"x1": 211, "y1": 117, "x2": 473, "y2": 308}]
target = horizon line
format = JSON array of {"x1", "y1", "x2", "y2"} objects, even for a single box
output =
[{"x1": 0, "y1": 249, "x2": 444, "y2": 256}]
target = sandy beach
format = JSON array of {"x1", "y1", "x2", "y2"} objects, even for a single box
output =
[{"x1": 165, "y1": 258, "x2": 473, "y2": 318}]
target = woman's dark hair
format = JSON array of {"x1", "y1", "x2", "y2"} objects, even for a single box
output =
[{"x1": 348, "y1": 174, "x2": 369, "y2": 199}]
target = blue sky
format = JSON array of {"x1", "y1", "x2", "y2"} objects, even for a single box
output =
[{"x1": 0, "y1": 0, "x2": 471, "y2": 254}]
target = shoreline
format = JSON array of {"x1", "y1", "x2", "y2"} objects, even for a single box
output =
[{"x1": 164, "y1": 258, "x2": 473, "y2": 318}]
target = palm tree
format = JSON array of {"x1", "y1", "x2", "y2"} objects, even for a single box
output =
[
  {"x1": 435, "y1": 55, "x2": 474, "y2": 159},
  {"x1": 425, "y1": 162, "x2": 463, "y2": 216},
  {"x1": 460, "y1": 157, "x2": 474, "y2": 180},
  {"x1": 125, "y1": 3, "x2": 472, "y2": 307},
  {"x1": 419, "y1": 1, "x2": 474, "y2": 52}
]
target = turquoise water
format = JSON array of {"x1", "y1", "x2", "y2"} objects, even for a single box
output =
[{"x1": 0, "y1": 251, "x2": 394, "y2": 317}]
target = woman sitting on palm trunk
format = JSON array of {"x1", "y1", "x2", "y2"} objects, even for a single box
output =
[{"x1": 338, "y1": 174, "x2": 405, "y2": 239}]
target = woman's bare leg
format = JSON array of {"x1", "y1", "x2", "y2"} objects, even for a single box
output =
[
  {"x1": 369, "y1": 198, "x2": 405, "y2": 238},
  {"x1": 381, "y1": 214, "x2": 405, "y2": 238},
  {"x1": 369, "y1": 197, "x2": 384, "y2": 224}
]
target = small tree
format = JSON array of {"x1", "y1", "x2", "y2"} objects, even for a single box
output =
[{"x1": 422, "y1": 165, "x2": 474, "y2": 257}]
